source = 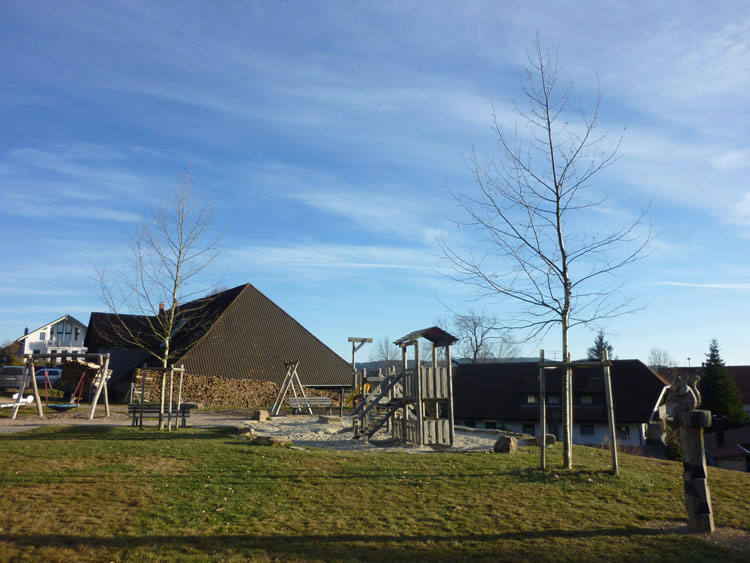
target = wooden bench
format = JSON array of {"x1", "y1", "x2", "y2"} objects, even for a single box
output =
[
  {"x1": 287, "y1": 396, "x2": 333, "y2": 414},
  {"x1": 128, "y1": 403, "x2": 192, "y2": 427}
]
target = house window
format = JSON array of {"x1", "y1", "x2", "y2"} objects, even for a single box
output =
[
  {"x1": 40, "y1": 332, "x2": 46, "y2": 341},
  {"x1": 465, "y1": 420, "x2": 476, "y2": 428},
  {"x1": 523, "y1": 423, "x2": 536, "y2": 436},
  {"x1": 547, "y1": 394, "x2": 560, "y2": 405},
  {"x1": 33, "y1": 349, "x2": 40, "y2": 355},
  {"x1": 74, "y1": 328, "x2": 80, "y2": 341},
  {"x1": 485, "y1": 421, "x2": 497, "y2": 430},
  {"x1": 616, "y1": 425, "x2": 630, "y2": 440},
  {"x1": 526, "y1": 394, "x2": 539, "y2": 404},
  {"x1": 57, "y1": 324, "x2": 64, "y2": 335},
  {"x1": 580, "y1": 424, "x2": 595, "y2": 436},
  {"x1": 580, "y1": 394, "x2": 593, "y2": 405}
]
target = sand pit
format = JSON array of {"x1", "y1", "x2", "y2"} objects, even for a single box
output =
[{"x1": 240, "y1": 415, "x2": 502, "y2": 453}]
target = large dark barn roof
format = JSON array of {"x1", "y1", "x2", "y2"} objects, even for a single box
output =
[{"x1": 86, "y1": 284, "x2": 352, "y2": 387}]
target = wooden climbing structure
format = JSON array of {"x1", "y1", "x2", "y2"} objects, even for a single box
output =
[{"x1": 352, "y1": 327, "x2": 457, "y2": 447}]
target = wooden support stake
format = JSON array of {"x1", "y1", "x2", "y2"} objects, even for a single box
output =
[
  {"x1": 139, "y1": 363, "x2": 146, "y2": 429},
  {"x1": 167, "y1": 366, "x2": 175, "y2": 431},
  {"x1": 102, "y1": 354, "x2": 111, "y2": 417},
  {"x1": 159, "y1": 370, "x2": 167, "y2": 430},
  {"x1": 562, "y1": 352, "x2": 573, "y2": 469},
  {"x1": 603, "y1": 349, "x2": 619, "y2": 474},
  {"x1": 401, "y1": 344, "x2": 408, "y2": 442},
  {"x1": 414, "y1": 340, "x2": 423, "y2": 446},
  {"x1": 539, "y1": 349, "x2": 546, "y2": 470},
  {"x1": 446, "y1": 344, "x2": 455, "y2": 446}
]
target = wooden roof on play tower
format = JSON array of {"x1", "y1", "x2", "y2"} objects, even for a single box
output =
[{"x1": 394, "y1": 327, "x2": 458, "y2": 347}]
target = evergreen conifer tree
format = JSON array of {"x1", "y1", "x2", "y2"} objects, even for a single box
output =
[
  {"x1": 699, "y1": 339, "x2": 746, "y2": 427},
  {"x1": 586, "y1": 330, "x2": 614, "y2": 361}
]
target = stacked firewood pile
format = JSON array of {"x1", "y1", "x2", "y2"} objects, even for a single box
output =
[
  {"x1": 132, "y1": 369, "x2": 341, "y2": 408},
  {"x1": 56, "y1": 360, "x2": 105, "y2": 398}
]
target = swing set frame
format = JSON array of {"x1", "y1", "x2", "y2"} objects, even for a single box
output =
[{"x1": 8, "y1": 353, "x2": 111, "y2": 421}]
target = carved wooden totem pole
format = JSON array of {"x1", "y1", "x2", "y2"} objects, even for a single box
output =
[{"x1": 665, "y1": 376, "x2": 714, "y2": 533}]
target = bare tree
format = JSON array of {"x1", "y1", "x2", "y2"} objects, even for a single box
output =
[
  {"x1": 369, "y1": 336, "x2": 401, "y2": 366},
  {"x1": 452, "y1": 309, "x2": 520, "y2": 363},
  {"x1": 95, "y1": 167, "x2": 222, "y2": 368},
  {"x1": 648, "y1": 348, "x2": 676, "y2": 371},
  {"x1": 438, "y1": 37, "x2": 650, "y2": 467}
]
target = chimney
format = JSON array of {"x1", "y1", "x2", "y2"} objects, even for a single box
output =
[
  {"x1": 24, "y1": 327, "x2": 29, "y2": 336},
  {"x1": 159, "y1": 303, "x2": 165, "y2": 314}
]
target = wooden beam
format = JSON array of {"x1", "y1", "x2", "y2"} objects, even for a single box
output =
[
  {"x1": 603, "y1": 349, "x2": 619, "y2": 474},
  {"x1": 539, "y1": 349, "x2": 546, "y2": 470}
]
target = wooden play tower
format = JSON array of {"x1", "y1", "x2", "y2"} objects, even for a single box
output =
[{"x1": 352, "y1": 327, "x2": 458, "y2": 447}]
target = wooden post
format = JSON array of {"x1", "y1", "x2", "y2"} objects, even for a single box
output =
[
  {"x1": 167, "y1": 366, "x2": 175, "y2": 431},
  {"x1": 339, "y1": 387, "x2": 344, "y2": 417},
  {"x1": 414, "y1": 340, "x2": 423, "y2": 446},
  {"x1": 603, "y1": 350, "x2": 618, "y2": 474},
  {"x1": 30, "y1": 358, "x2": 43, "y2": 417},
  {"x1": 29, "y1": 357, "x2": 44, "y2": 417},
  {"x1": 401, "y1": 344, "x2": 408, "y2": 442},
  {"x1": 139, "y1": 363, "x2": 146, "y2": 429},
  {"x1": 177, "y1": 365, "x2": 184, "y2": 410},
  {"x1": 88, "y1": 354, "x2": 111, "y2": 420},
  {"x1": 539, "y1": 349, "x2": 546, "y2": 470},
  {"x1": 446, "y1": 344, "x2": 455, "y2": 446},
  {"x1": 562, "y1": 352, "x2": 573, "y2": 469},
  {"x1": 102, "y1": 354, "x2": 111, "y2": 417},
  {"x1": 159, "y1": 370, "x2": 167, "y2": 430}
]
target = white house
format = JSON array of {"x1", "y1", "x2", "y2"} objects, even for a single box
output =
[{"x1": 17, "y1": 315, "x2": 88, "y2": 359}]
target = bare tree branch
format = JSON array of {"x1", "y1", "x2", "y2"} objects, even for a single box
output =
[
  {"x1": 438, "y1": 37, "x2": 650, "y2": 354},
  {"x1": 93, "y1": 166, "x2": 222, "y2": 368}
]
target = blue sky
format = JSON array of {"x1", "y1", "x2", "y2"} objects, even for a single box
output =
[{"x1": 2, "y1": 1, "x2": 749, "y2": 365}]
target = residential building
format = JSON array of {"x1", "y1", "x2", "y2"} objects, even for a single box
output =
[
  {"x1": 16, "y1": 315, "x2": 88, "y2": 359},
  {"x1": 453, "y1": 360, "x2": 669, "y2": 447}
]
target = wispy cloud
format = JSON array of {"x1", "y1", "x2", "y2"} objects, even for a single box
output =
[
  {"x1": 228, "y1": 242, "x2": 438, "y2": 273},
  {"x1": 654, "y1": 281, "x2": 750, "y2": 290}
]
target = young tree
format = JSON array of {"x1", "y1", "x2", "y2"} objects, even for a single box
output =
[
  {"x1": 438, "y1": 37, "x2": 650, "y2": 467},
  {"x1": 586, "y1": 330, "x2": 613, "y2": 361},
  {"x1": 699, "y1": 339, "x2": 746, "y2": 427},
  {"x1": 95, "y1": 167, "x2": 222, "y2": 369}
]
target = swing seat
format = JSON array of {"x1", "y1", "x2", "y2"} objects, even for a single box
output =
[{"x1": 47, "y1": 403, "x2": 79, "y2": 412}]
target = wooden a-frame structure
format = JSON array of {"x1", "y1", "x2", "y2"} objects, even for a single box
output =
[
  {"x1": 8, "y1": 353, "x2": 111, "y2": 420},
  {"x1": 270, "y1": 360, "x2": 312, "y2": 415}
]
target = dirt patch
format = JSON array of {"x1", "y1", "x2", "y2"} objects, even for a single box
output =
[{"x1": 644, "y1": 520, "x2": 750, "y2": 552}]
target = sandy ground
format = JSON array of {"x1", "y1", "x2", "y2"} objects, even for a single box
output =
[{"x1": 0, "y1": 404, "x2": 501, "y2": 452}]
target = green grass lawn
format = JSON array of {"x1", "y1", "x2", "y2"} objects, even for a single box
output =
[{"x1": 0, "y1": 426, "x2": 748, "y2": 562}]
